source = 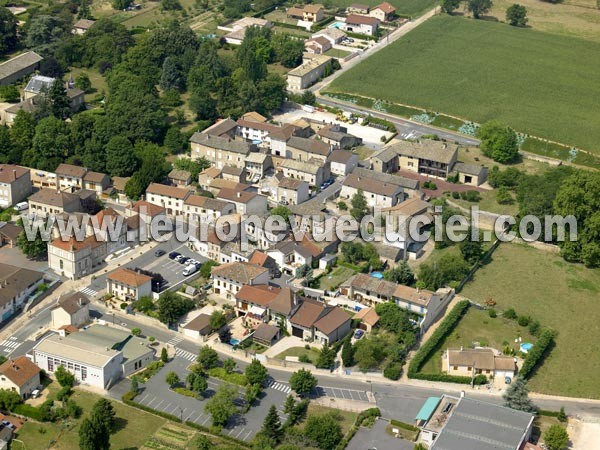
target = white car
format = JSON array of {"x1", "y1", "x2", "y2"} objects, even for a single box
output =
[{"x1": 183, "y1": 264, "x2": 198, "y2": 276}]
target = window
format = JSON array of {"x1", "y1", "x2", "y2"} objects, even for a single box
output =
[{"x1": 453, "y1": 366, "x2": 457, "y2": 370}]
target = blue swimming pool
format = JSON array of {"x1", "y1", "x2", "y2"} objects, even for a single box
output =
[
  {"x1": 329, "y1": 21, "x2": 345, "y2": 29},
  {"x1": 520, "y1": 342, "x2": 533, "y2": 353},
  {"x1": 370, "y1": 272, "x2": 384, "y2": 279},
  {"x1": 230, "y1": 338, "x2": 240, "y2": 346}
]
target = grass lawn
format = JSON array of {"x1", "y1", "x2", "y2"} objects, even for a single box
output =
[
  {"x1": 420, "y1": 307, "x2": 536, "y2": 373},
  {"x1": 275, "y1": 346, "x2": 321, "y2": 364},
  {"x1": 329, "y1": 15, "x2": 600, "y2": 153},
  {"x1": 325, "y1": 48, "x2": 352, "y2": 58},
  {"x1": 447, "y1": 189, "x2": 519, "y2": 217},
  {"x1": 461, "y1": 243, "x2": 600, "y2": 398},
  {"x1": 68, "y1": 67, "x2": 107, "y2": 102},
  {"x1": 318, "y1": 266, "x2": 356, "y2": 291},
  {"x1": 16, "y1": 389, "x2": 166, "y2": 450},
  {"x1": 300, "y1": 404, "x2": 358, "y2": 435}
]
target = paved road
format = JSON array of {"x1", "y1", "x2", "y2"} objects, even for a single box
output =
[{"x1": 317, "y1": 96, "x2": 480, "y2": 147}]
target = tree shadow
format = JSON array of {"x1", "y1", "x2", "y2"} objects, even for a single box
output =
[{"x1": 112, "y1": 417, "x2": 128, "y2": 433}]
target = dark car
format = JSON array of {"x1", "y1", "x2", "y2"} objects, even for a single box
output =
[
  {"x1": 178, "y1": 256, "x2": 190, "y2": 264},
  {"x1": 168, "y1": 251, "x2": 180, "y2": 260},
  {"x1": 354, "y1": 329, "x2": 365, "y2": 340},
  {"x1": 154, "y1": 249, "x2": 166, "y2": 257}
]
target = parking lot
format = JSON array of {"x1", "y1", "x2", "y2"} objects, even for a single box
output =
[{"x1": 314, "y1": 385, "x2": 370, "y2": 403}]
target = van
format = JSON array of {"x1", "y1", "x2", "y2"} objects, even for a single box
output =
[
  {"x1": 302, "y1": 104, "x2": 315, "y2": 113},
  {"x1": 31, "y1": 389, "x2": 40, "y2": 399},
  {"x1": 15, "y1": 202, "x2": 28, "y2": 212},
  {"x1": 182, "y1": 264, "x2": 197, "y2": 276}
]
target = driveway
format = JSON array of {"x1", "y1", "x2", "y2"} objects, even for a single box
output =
[
  {"x1": 347, "y1": 419, "x2": 414, "y2": 450},
  {"x1": 0, "y1": 246, "x2": 49, "y2": 272}
]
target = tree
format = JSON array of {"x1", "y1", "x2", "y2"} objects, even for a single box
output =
[
  {"x1": 156, "y1": 291, "x2": 194, "y2": 325},
  {"x1": 341, "y1": 335, "x2": 354, "y2": 367},
  {"x1": 0, "y1": 9, "x2": 18, "y2": 57},
  {"x1": 76, "y1": 73, "x2": 92, "y2": 92},
  {"x1": 79, "y1": 414, "x2": 110, "y2": 450},
  {"x1": 300, "y1": 90, "x2": 316, "y2": 105},
  {"x1": 289, "y1": 368, "x2": 317, "y2": 397},
  {"x1": 460, "y1": 238, "x2": 483, "y2": 264},
  {"x1": 503, "y1": 377, "x2": 537, "y2": 412},
  {"x1": 91, "y1": 398, "x2": 116, "y2": 431},
  {"x1": 164, "y1": 126, "x2": 188, "y2": 154},
  {"x1": 414, "y1": 444, "x2": 427, "y2": 450},
  {"x1": 270, "y1": 205, "x2": 293, "y2": 222},
  {"x1": 186, "y1": 372, "x2": 208, "y2": 394},
  {"x1": 112, "y1": 0, "x2": 132, "y2": 9},
  {"x1": 223, "y1": 358, "x2": 236, "y2": 374},
  {"x1": 161, "y1": 347, "x2": 168, "y2": 363},
  {"x1": 506, "y1": 4, "x2": 528, "y2": 26},
  {"x1": 0, "y1": 389, "x2": 22, "y2": 411},
  {"x1": 55, "y1": 365, "x2": 76, "y2": 388},
  {"x1": 197, "y1": 345, "x2": 219, "y2": 370},
  {"x1": 350, "y1": 189, "x2": 369, "y2": 221},
  {"x1": 27, "y1": 116, "x2": 72, "y2": 171},
  {"x1": 191, "y1": 434, "x2": 214, "y2": 450},
  {"x1": 544, "y1": 425, "x2": 569, "y2": 450},
  {"x1": 316, "y1": 343, "x2": 336, "y2": 369},
  {"x1": 200, "y1": 260, "x2": 218, "y2": 279},
  {"x1": 130, "y1": 376, "x2": 139, "y2": 394},
  {"x1": 166, "y1": 371, "x2": 180, "y2": 387},
  {"x1": 305, "y1": 412, "x2": 343, "y2": 450},
  {"x1": 134, "y1": 296, "x2": 155, "y2": 313},
  {"x1": 245, "y1": 358, "x2": 268, "y2": 386},
  {"x1": 468, "y1": 0, "x2": 493, "y2": 18},
  {"x1": 204, "y1": 383, "x2": 238, "y2": 428},
  {"x1": 441, "y1": 0, "x2": 461, "y2": 13},
  {"x1": 25, "y1": 15, "x2": 68, "y2": 49},
  {"x1": 283, "y1": 395, "x2": 296, "y2": 414},
  {"x1": 477, "y1": 120, "x2": 519, "y2": 163},
  {"x1": 210, "y1": 310, "x2": 227, "y2": 331},
  {"x1": 384, "y1": 261, "x2": 415, "y2": 285},
  {"x1": 244, "y1": 382, "x2": 261, "y2": 409},
  {"x1": 219, "y1": 327, "x2": 232, "y2": 344},
  {"x1": 262, "y1": 405, "x2": 282, "y2": 443},
  {"x1": 105, "y1": 136, "x2": 138, "y2": 177},
  {"x1": 10, "y1": 110, "x2": 36, "y2": 162},
  {"x1": 131, "y1": 327, "x2": 141, "y2": 336},
  {"x1": 557, "y1": 406, "x2": 567, "y2": 422},
  {"x1": 17, "y1": 229, "x2": 48, "y2": 259},
  {"x1": 0, "y1": 85, "x2": 19, "y2": 103}
]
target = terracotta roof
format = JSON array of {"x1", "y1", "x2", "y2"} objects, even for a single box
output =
[
  {"x1": 381, "y1": 197, "x2": 430, "y2": 216},
  {"x1": 236, "y1": 284, "x2": 281, "y2": 307},
  {"x1": 314, "y1": 307, "x2": 351, "y2": 335},
  {"x1": 146, "y1": 183, "x2": 192, "y2": 200},
  {"x1": 183, "y1": 314, "x2": 212, "y2": 333},
  {"x1": 393, "y1": 284, "x2": 434, "y2": 307},
  {"x1": 387, "y1": 139, "x2": 458, "y2": 165},
  {"x1": 236, "y1": 119, "x2": 295, "y2": 141},
  {"x1": 200, "y1": 167, "x2": 222, "y2": 179},
  {"x1": 83, "y1": 171, "x2": 108, "y2": 183},
  {"x1": 0, "y1": 356, "x2": 41, "y2": 387},
  {"x1": 93, "y1": 207, "x2": 120, "y2": 227},
  {"x1": 241, "y1": 111, "x2": 267, "y2": 123},
  {"x1": 252, "y1": 323, "x2": 280, "y2": 343},
  {"x1": 353, "y1": 167, "x2": 419, "y2": 190},
  {"x1": 343, "y1": 172, "x2": 401, "y2": 197},
  {"x1": 50, "y1": 235, "x2": 105, "y2": 252},
  {"x1": 346, "y1": 14, "x2": 379, "y2": 25},
  {"x1": 0, "y1": 263, "x2": 44, "y2": 308},
  {"x1": 287, "y1": 136, "x2": 331, "y2": 156},
  {"x1": 353, "y1": 306, "x2": 379, "y2": 326},
  {"x1": 494, "y1": 356, "x2": 517, "y2": 371},
  {"x1": 278, "y1": 177, "x2": 306, "y2": 190},
  {"x1": 132, "y1": 200, "x2": 166, "y2": 218},
  {"x1": 307, "y1": 36, "x2": 331, "y2": 49},
  {"x1": 279, "y1": 159, "x2": 322, "y2": 175},
  {"x1": 290, "y1": 299, "x2": 328, "y2": 328},
  {"x1": 328, "y1": 150, "x2": 356, "y2": 164},
  {"x1": 112, "y1": 177, "x2": 130, "y2": 192},
  {"x1": 374, "y1": 1, "x2": 395, "y2": 13},
  {"x1": 55, "y1": 291, "x2": 90, "y2": 314},
  {"x1": 287, "y1": 6, "x2": 304, "y2": 16},
  {"x1": 348, "y1": 3, "x2": 370, "y2": 10},
  {"x1": 212, "y1": 262, "x2": 268, "y2": 283},
  {"x1": 107, "y1": 267, "x2": 152, "y2": 287},
  {"x1": 0, "y1": 165, "x2": 29, "y2": 183},
  {"x1": 217, "y1": 188, "x2": 258, "y2": 204},
  {"x1": 55, "y1": 163, "x2": 87, "y2": 178},
  {"x1": 209, "y1": 179, "x2": 249, "y2": 192},
  {"x1": 248, "y1": 250, "x2": 275, "y2": 267},
  {"x1": 268, "y1": 287, "x2": 297, "y2": 316}
]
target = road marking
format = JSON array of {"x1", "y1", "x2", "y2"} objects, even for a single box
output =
[
  {"x1": 0, "y1": 337, "x2": 21, "y2": 354},
  {"x1": 228, "y1": 428, "x2": 236, "y2": 436},
  {"x1": 155, "y1": 400, "x2": 164, "y2": 408},
  {"x1": 79, "y1": 286, "x2": 98, "y2": 297},
  {"x1": 193, "y1": 414, "x2": 203, "y2": 424},
  {"x1": 167, "y1": 336, "x2": 184, "y2": 346},
  {"x1": 201, "y1": 416, "x2": 210, "y2": 425},
  {"x1": 185, "y1": 412, "x2": 194, "y2": 421},
  {"x1": 244, "y1": 430, "x2": 253, "y2": 440},
  {"x1": 175, "y1": 348, "x2": 196, "y2": 362},
  {"x1": 147, "y1": 397, "x2": 156, "y2": 407},
  {"x1": 235, "y1": 428, "x2": 245, "y2": 438},
  {"x1": 140, "y1": 394, "x2": 149, "y2": 404},
  {"x1": 266, "y1": 379, "x2": 291, "y2": 394},
  {"x1": 164, "y1": 402, "x2": 172, "y2": 411}
]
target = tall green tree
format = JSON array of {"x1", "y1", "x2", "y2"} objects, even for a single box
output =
[
  {"x1": 156, "y1": 291, "x2": 194, "y2": 325},
  {"x1": 350, "y1": 189, "x2": 369, "y2": 221},
  {"x1": 341, "y1": 335, "x2": 354, "y2": 367},
  {"x1": 477, "y1": 120, "x2": 519, "y2": 163},
  {"x1": 197, "y1": 345, "x2": 219, "y2": 370},
  {"x1": 245, "y1": 358, "x2": 268, "y2": 386},
  {"x1": 0, "y1": 9, "x2": 18, "y2": 57},
  {"x1": 91, "y1": 398, "x2": 116, "y2": 431},
  {"x1": 544, "y1": 425, "x2": 569, "y2": 450},
  {"x1": 503, "y1": 377, "x2": 537, "y2": 412},
  {"x1": 305, "y1": 412, "x2": 343, "y2": 450},
  {"x1": 384, "y1": 261, "x2": 415, "y2": 285},
  {"x1": 468, "y1": 0, "x2": 493, "y2": 18},
  {"x1": 78, "y1": 414, "x2": 110, "y2": 450},
  {"x1": 261, "y1": 405, "x2": 282, "y2": 443},
  {"x1": 506, "y1": 4, "x2": 528, "y2": 27},
  {"x1": 289, "y1": 368, "x2": 317, "y2": 397},
  {"x1": 17, "y1": 228, "x2": 48, "y2": 259},
  {"x1": 316, "y1": 343, "x2": 336, "y2": 369},
  {"x1": 49, "y1": 80, "x2": 72, "y2": 119},
  {"x1": 25, "y1": 116, "x2": 72, "y2": 171},
  {"x1": 204, "y1": 383, "x2": 238, "y2": 428},
  {"x1": 441, "y1": 0, "x2": 461, "y2": 13},
  {"x1": 106, "y1": 136, "x2": 139, "y2": 177}
]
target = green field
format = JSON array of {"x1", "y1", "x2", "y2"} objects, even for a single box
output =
[
  {"x1": 318, "y1": 266, "x2": 356, "y2": 291},
  {"x1": 275, "y1": 346, "x2": 321, "y2": 364},
  {"x1": 420, "y1": 307, "x2": 536, "y2": 373},
  {"x1": 461, "y1": 243, "x2": 600, "y2": 398},
  {"x1": 329, "y1": 15, "x2": 600, "y2": 153}
]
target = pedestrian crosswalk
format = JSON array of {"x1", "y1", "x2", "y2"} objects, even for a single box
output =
[
  {"x1": 266, "y1": 379, "x2": 291, "y2": 394},
  {"x1": 167, "y1": 336, "x2": 184, "y2": 346},
  {"x1": 0, "y1": 337, "x2": 21, "y2": 354},
  {"x1": 175, "y1": 348, "x2": 196, "y2": 362},
  {"x1": 79, "y1": 286, "x2": 98, "y2": 297},
  {"x1": 400, "y1": 131, "x2": 418, "y2": 140}
]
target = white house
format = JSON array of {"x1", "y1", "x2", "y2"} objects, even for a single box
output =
[
  {"x1": 216, "y1": 188, "x2": 268, "y2": 215},
  {"x1": 340, "y1": 172, "x2": 403, "y2": 207},
  {"x1": 328, "y1": 149, "x2": 358, "y2": 176},
  {"x1": 51, "y1": 291, "x2": 90, "y2": 329},
  {"x1": 106, "y1": 267, "x2": 153, "y2": 301},
  {"x1": 211, "y1": 262, "x2": 270, "y2": 301},
  {"x1": 276, "y1": 177, "x2": 310, "y2": 205},
  {"x1": 0, "y1": 356, "x2": 41, "y2": 399},
  {"x1": 145, "y1": 183, "x2": 192, "y2": 217},
  {"x1": 343, "y1": 14, "x2": 379, "y2": 36}
]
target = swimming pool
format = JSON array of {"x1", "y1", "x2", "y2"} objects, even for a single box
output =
[
  {"x1": 230, "y1": 338, "x2": 240, "y2": 346},
  {"x1": 329, "y1": 21, "x2": 345, "y2": 29},
  {"x1": 370, "y1": 272, "x2": 384, "y2": 279},
  {"x1": 520, "y1": 342, "x2": 533, "y2": 353}
]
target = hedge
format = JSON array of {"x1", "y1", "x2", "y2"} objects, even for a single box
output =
[
  {"x1": 538, "y1": 409, "x2": 561, "y2": 418},
  {"x1": 519, "y1": 329, "x2": 555, "y2": 379},
  {"x1": 408, "y1": 300, "x2": 470, "y2": 378},
  {"x1": 390, "y1": 419, "x2": 419, "y2": 432},
  {"x1": 13, "y1": 404, "x2": 48, "y2": 421}
]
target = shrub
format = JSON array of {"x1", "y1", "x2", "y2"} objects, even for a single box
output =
[
  {"x1": 120, "y1": 302, "x2": 128, "y2": 310},
  {"x1": 408, "y1": 301, "x2": 470, "y2": 378},
  {"x1": 488, "y1": 309, "x2": 497, "y2": 318},
  {"x1": 504, "y1": 308, "x2": 518, "y2": 320},
  {"x1": 390, "y1": 419, "x2": 419, "y2": 432},
  {"x1": 451, "y1": 191, "x2": 460, "y2": 199},
  {"x1": 518, "y1": 315, "x2": 530, "y2": 327},
  {"x1": 528, "y1": 320, "x2": 541, "y2": 336},
  {"x1": 383, "y1": 363, "x2": 402, "y2": 380},
  {"x1": 298, "y1": 354, "x2": 311, "y2": 364},
  {"x1": 207, "y1": 367, "x2": 247, "y2": 386},
  {"x1": 460, "y1": 190, "x2": 481, "y2": 202},
  {"x1": 520, "y1": 329, "x2": 555, "y2": 379},
  {"x1": 338, "y1": 201, "x2": 348, "y2": 210},
  {"x1": 473, "y1": 374, "x2": 488, "y2": 385}
]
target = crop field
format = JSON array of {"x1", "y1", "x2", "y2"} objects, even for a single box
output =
[
  {"x1": 462, "y1": 243, "x2": 600, "y2": 398},
  {"x1": 329, "y1": 15, "x2": 600, "y2": 153}
]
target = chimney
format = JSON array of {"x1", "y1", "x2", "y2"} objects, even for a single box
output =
[
  {"x1": 237, "y1": 192, "x2": 241, "y2": 198},
  {"x1": 12, "y1": 169, "x2": 16, "y2": 181}
]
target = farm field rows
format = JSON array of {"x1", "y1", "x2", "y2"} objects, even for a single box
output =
[
  {"x1": 329, "y1": 15, "x2": 600, "y2": 154},
  {"x1": 461, "y1": 243, "x2": 600, "y2": 398}
]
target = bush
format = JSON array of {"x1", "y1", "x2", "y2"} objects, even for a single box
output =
[
  {"x1": 488, "y1": 309, "x2": 497, "y2": 318},
  {"x1": 504, "y1": 308, "x2": 518, "y2": 320},
  {"x1": 408, "y1": 300, "x2": 470, "y2": 378},
  {"x1": 520, "y1": 329, "x2": 555, "y2": 379},
  {"x1": 460, "y1": 190, "x2": 481, "y2": 202},
  {"x1": 517, "y1": 315, "x2": 530, "y2": 327},
  {"x1": 451, "y1": 191, "x2": 460, "y2": 199},
  {"x1": 207, "y1": 367, "x2": 247, "y2": 386},
  {"x1": 383, "y1": 363, "x2": 402, "y2": 380},
  {"x1": 423, "y1": 181, "x2": 438, "y2": 190},
  {"x1": 390, "y1": 419, "x2": 419, "y2": 432},
  {"x1": 298, "y1": 354, "x2": 311, "y2": 364},
  {"x1": 338, "y1": 201, "x2": 348, "y2": 210}
]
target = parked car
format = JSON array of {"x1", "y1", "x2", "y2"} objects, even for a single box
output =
[
  {"x1": 178, "y1": 256, "x2": 190, "y2": 265},
  {"x1": 168, "y1": 251, "x2": 180, "y2": 260},
  {"x1": 154, "y1": 249, "x2": 166, "y2": 257},
  {"x1": 353, "y1": 329, "x2": 365, "y2": 340},
  {"x1": 182, "y1": 264, "x2": 198, "y2": 276}
]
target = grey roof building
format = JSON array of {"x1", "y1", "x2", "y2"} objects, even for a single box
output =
[
  {"x1": 0, "y1": 51, "x2": 43, "y2": 86},
  {"x1": 189, "y1": 132, "x2": 255, "y2": 154}
]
